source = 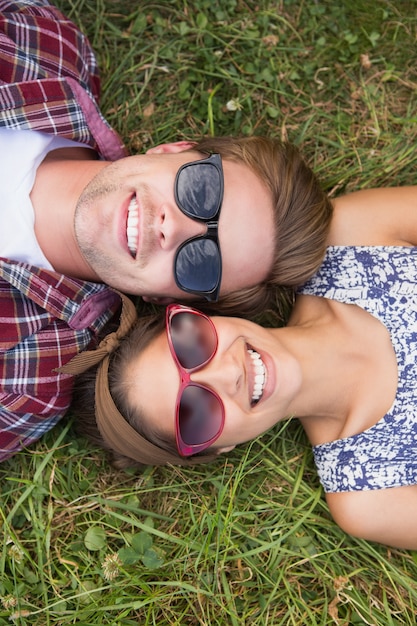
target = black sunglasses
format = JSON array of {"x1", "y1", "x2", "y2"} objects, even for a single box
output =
[{"x1": 174, "y1": 153, "x2": 223, "y2": 302}]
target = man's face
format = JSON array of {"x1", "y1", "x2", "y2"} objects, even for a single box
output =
[{"x1": 74, "y1": 146, "x2": 274, "y2": 299}]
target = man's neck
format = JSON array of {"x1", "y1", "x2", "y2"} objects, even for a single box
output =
[{"x1": 30, "y1": 147, "x2": 110, "y2": 280}]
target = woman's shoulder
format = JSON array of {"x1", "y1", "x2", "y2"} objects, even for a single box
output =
[
  {"x1": 326, "y1": 484, "x2": 417, "y2": 549},
  {"x1": 329, "y1": 186, "x2": 417, "y2": 247}
]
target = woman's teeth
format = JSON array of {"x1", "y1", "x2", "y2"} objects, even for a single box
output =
[
  {"x1": 127, "y1": 195, "x2": 138, "y2": 258},
  {"x1": 248, "y1": 348, "x2": 266, "y2": 405}
]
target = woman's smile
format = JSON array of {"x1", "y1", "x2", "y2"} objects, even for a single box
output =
[
  {"x1": 126, "y1": 313, "x2": 295, "y2": 455},
  {"x1": 247, "y1": 345, "x2": 266, "y2": 405}
]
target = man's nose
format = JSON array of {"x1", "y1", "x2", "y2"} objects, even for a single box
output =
[{"x1": 157, "y1": 201, "x2": 207, "y2": 250}]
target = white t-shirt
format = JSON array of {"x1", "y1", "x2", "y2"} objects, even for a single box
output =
[{"x1": 0, "y1": 128, "x2": 87, "y2": 269}]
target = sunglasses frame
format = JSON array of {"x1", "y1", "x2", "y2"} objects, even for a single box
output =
[
  {"x1": 173, "y1": 153, "x2": 224, "y2": 302},
  {"x1": 166, "y1": 303, "x2": 225, "y2": 456}
]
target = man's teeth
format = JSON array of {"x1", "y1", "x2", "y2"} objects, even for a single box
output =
[
  {"x1": 127, "y1": 196, "x2": 139, "y2": 258},
  {"x1": 248, "y1": 348, "x2": 266, "y2": 405}
]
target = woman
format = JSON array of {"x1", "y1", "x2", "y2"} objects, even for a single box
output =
[{"x1": 69, "y1": 186, "x2": 417, "y2": 550}]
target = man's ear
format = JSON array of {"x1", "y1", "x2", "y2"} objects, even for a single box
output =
[{"x1": 146, "y1": 141, "x2": 197, "y2": 155}]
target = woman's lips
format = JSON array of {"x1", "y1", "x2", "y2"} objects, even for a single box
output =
[
  {"x1": 246, "y1": 344, "x2": 275, "y2": 407},
  {"x1": 247, "y1": 346, "x2": 266, "y2": 405}
]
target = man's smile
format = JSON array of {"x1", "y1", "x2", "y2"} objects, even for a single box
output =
[{"x1": 127, "y1": 194, "x2": 139, "y2": 258}]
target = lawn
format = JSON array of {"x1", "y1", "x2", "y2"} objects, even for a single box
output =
[{"x1": 1, "y1": 0, "x2": 417, "y2": 624}]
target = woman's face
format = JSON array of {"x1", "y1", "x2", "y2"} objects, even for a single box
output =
[{"x1": 125, "y1": 315, "x2": 302, "y2": 454}]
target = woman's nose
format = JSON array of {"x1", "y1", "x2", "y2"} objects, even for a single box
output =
[
  {"x1": 157, "y1": 202, "x2": 207, "y2": 250},
  {"x1": 190, "y1": 352, "x2": 243, "y2": 399}
]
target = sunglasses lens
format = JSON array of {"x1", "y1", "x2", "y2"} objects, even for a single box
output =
[
  {"x1": 177, "y1": 162, "x2": 221, "y2": 219},
  {"x1": 170, "y1": 311, "x2": 217, "y2": 369},
  {"x1": 175, "y1": 239, "x2": 221, "y2": 293},
  {"x1": 178, "y1": 385, "x2": 223, "y2": 445}
]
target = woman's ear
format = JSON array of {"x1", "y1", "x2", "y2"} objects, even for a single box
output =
[
  {"x1": 216, "y1": 445, "x2": 236, "y2": 455},
  {"x1": 146, "y1": 141, "x2": 197, "y2": 155}
]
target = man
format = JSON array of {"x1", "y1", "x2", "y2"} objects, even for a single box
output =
[
  {"x1": 0, "y1": 0, "x2": 331, "y2": 309},
  {"x1": 0, "y1": 0, "x2": 331, "y2": 460},
  {"x1": 1, "y1": 0, "x2": 274, "y2": 302}
]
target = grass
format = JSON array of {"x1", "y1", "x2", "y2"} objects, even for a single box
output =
[{"x1": 1, "y1": 0, "x2": 417, "y2": 623}]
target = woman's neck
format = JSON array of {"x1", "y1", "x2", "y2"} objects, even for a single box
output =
[{"x1": 274, "y1": 294, "x2": 398, "y2": 446}]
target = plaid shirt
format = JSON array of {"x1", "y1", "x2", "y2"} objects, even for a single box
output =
[
  {"x1": 0, "y1": 259, "x2": 121, "y2": 461},
  {"x1": 0, "y1": 0, "x2": 128, "y2": 460},
  {"x1": 0, "y1": 0, "x2": 126, "y2": 160}
]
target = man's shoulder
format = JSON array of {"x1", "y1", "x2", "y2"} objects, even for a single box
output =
[
  {"x1": 0, "y1": 258, "x2": 121, "y2": 342},
  {"x1": 0, "y1": 256, "x2": 118, "y2": 304},
  {"x1": 0, "y1": 3, "x2": 127, "y2": 158},
  {"x1": 0, "y1": 0, "x2": 98, "y2": 89},
  {"x1": 0, "y1": 1, "x2": 68, "y2": 22}
]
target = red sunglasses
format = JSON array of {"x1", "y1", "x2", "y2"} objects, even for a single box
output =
[{"x1": 166, "y1": 304, "x2": 225, "y2": 457}]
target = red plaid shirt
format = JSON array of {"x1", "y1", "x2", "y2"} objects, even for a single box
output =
[
  {"x1": 0, "y1": 259, "x2": 121, "y2": 460},
  {"x1": 0, "y1": 0, "x2": 126, "y2": 160},
  {"x1": 0, "y1": 1, "x2": 128, "y2": 459}
]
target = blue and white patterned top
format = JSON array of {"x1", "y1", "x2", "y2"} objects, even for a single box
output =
[{"x1": 297, "y1": 246, "x2": 417, "y2": 493}]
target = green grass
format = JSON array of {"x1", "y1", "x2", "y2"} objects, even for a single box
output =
[{"x1": 1, "y1": 0, "x2": 417, "y2": 623}]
